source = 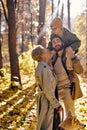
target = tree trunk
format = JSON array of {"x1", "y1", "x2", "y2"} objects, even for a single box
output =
[
  {"x1": 7, "y1": 0, "x2": 21, "y2": 84},
  {"x1": 86, "y1": 0, "x2": 87, "y2": 67},
  {"x1": 39, "y1": 0, "x2": 46, "y2": 25},
  {"x1": 0, "y1": 8, "x2": 3, "y2": 69},
  {"x1": 0, "y1": 8, "x2": 4, "y2": 77},
  {"x1": 67, "y1": 0, "x2": 71, "y2": 30},
  {"x1": 21, "y1": 0, "x2": 25, "y2": 53},
  {"x1": 30, "y1": 12, "x2": 33, "y2": 47},
  {"x1": 56, "y1": 0, "x2": 60, "y2": 17},
  {"x1": 60, "y1": 3, "x2": 64, "y2": 20},
  {"x1": 38, "y1": 0, "x2": 46, "y2": 47},
  {"x1": 52, "y1": 0, "x2": 53, "y2": 14}
]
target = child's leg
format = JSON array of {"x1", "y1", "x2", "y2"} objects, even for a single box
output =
[{"x1": 66, "y1": 54, "x2": 76, "y2": 82}]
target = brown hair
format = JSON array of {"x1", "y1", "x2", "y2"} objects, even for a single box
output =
[{"x1": 31, "y1": 45, "x2": 44, "y2": 62}]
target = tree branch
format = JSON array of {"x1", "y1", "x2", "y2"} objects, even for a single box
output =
[{"x1": 0, "y1": 0, "x2": 8, "y2": 24}]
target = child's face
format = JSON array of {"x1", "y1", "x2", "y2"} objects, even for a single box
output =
[
  {"x1": 51, "y1": 26, "x2": 63, "y2": 36},
  {"x1": 52, "y1": 37, "x2": 63, "y2": 51}
]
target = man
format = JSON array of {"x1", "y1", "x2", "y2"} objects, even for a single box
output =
[
  {"x1": 48, "y1": 17, "x2": 81, "y2": 56},
  {"x1": 51, "y1": 34, "x2": 75, "y2": 118}
]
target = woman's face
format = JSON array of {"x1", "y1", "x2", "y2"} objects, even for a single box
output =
[{"x1": 42, "y1": 48, "x2": 55, "y2": 59}]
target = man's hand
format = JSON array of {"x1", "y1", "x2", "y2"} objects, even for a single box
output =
[{"x1": 66, "y1": 46, "x2": 75, "y2": 58}]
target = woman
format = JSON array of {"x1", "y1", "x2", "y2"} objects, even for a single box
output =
[{"x1": 31, "y1": 45, "x2": 62, "y2": 130}]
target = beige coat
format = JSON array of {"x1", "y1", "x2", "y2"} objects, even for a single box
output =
[{"x1": 35, "y1": 61, "x2": 60, "y2": 130}]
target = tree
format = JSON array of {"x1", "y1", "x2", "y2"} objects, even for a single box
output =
[
  {"x1": 0, "y1": 0, "x2": 8, "y2": 24},
  {"x1": 86, "y1": 0, "x2": 87, "y2": 67},
  {"x1": 21, "y1": 0, "x2": 25, "y2": 53},
  {"x1": 7, "y1": 0, "x2": 21, "y2": 85},
  {"x1": 0, "y1": 8, "x2": 3, "y2": 76},
  {"x1": 60, "y1": 2, "x2": 64, "y2": 20},
  {"x1": 67, "y1": 0, "x2": 71, "y2": 30},
  {"x1": 52, "y1": 0, "x2": 53, "y2": 14},
  {"x1": 37, "y1": 0, "x2": 47, "y2": 47},
  {"x1": 56, "y1": 0, "x2": 60, "y2": 17},
  {"x1": 39, "y1": 0, "x2": 46, "y2": 26}
]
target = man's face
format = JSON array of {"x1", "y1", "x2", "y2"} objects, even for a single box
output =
[{"x1": 52, "y1": 37, "x2": 63, "y2": 51}]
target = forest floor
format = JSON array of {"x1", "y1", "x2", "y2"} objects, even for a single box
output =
[
  {"x1": 0, "y1": 73, "x2": 87, "y2": 130},
  {"x1": 0, "y1": 74, "x2": 37, "y2": 130}
]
